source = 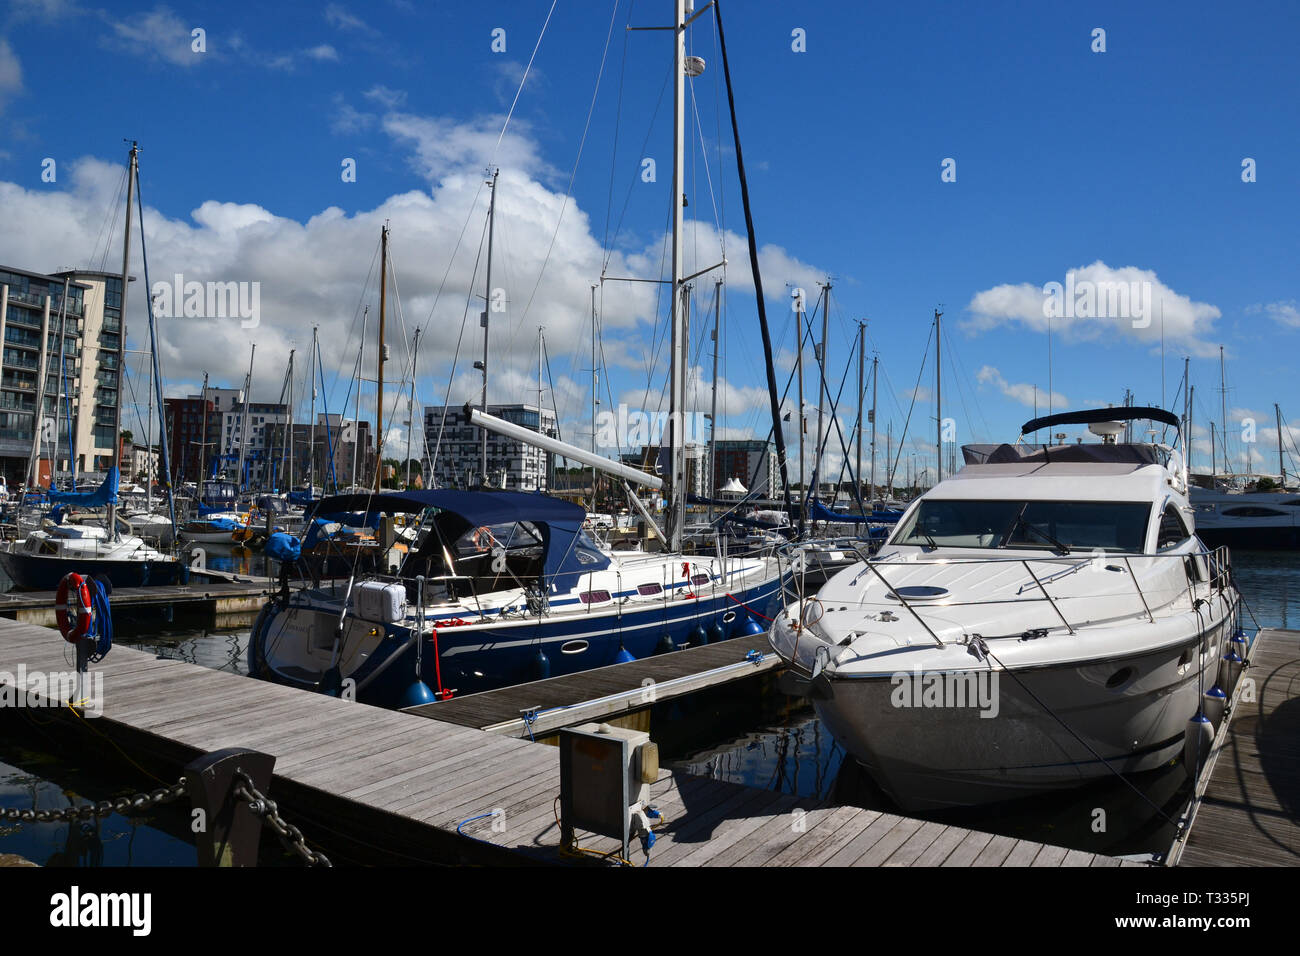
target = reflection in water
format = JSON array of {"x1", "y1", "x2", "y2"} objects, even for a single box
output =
[{"x1": 669, "y1": 552, "x2": 1300, "y2": 858}]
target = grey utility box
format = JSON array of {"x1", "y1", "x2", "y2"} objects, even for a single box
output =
[{"x1": 559, "y1": 723, "x2": 659, "y2": 862}]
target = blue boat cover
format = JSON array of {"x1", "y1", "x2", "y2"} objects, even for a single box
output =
[
  {"x1": 808, "y1": 498, "x2": 902, "y2": 524},
  {"x1": 48, "y1": 468, "x2": 119, "y2": 507},
  {"x1": 309, "y1": 490, "x2": 604, "y2": 595}
]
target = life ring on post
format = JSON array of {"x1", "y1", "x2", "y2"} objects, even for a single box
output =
[{"x1": 56, "y1": 572, "x2": 94, "y2": 643}]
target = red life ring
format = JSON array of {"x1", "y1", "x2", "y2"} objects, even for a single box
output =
[{"x1": 56, "y1": 572, "x2": 94, "y2": 644}]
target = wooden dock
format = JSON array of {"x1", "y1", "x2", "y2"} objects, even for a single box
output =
[
  {"x1": 1170, "y1": 627, "x2": 1300, "y2": 866},
  {"x1": 0, "y1": 577, "x2": 273, "y2": 627},
  {"x1": 0, "y1": 616, "x2": 1122, "y2": 867},
  {"x1": 405, "y1": 631, "x2": 779, "y2": 736}
]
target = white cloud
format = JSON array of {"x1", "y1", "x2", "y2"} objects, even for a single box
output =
[
  {"x1": 0, "y1": 107, "x2": 830, "y2": 457},
  {"x1": 1246, "y1": 300, "x2": 1300, "y2": 329},
  {"x1": 0, "y1": 37, "x2": 23, "y2": 113},
  {"x1": 976, "y1": 365, "x2": 1068, "y2": 410},
  {"x1": 105, "y1": 5, "x2": 200, "y2": 68},
  {"x1": 966, "y1": 260, "x2": 1222, "y2": 357},
  {"x1": 324, "y1": 3, "x2": 377, "y2": 36}
]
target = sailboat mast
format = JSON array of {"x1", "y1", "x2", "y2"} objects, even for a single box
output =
[
  {"x1": 815, "y1": 281, "x2": 830, "y2": 497},
  {"x1": 237, "y1": 344, "x2": 255, "y2": 493},
  {"x1": 354, "y1": 307, "x2": 366, "y2": 490},
  {"x1": 480, "y1": 169, "x2": 498, "y2": 486},
  {"x1": 406, "y1": 326, "x2": 420, "y2": 490},
  {"x1": 666, "y1": 0, "x2": 688, "y2": 552},
  {"x1": 109, "y1": 142, "x2": 137, "y2": 541},
  {"x1": 375, "y1": 224, "x2": 388, "y2": 491},
  {"x1": 197, "y1": 371, "x2": 209, "y2": 497},
  {"x1": 145, "y1": 334, "x2": 154, "y2": 508},
  {"x1": 796, "y1": 296, "x2": 804, "y2": 504},
  {"x1": 934, "y1": 308, "x2": 942, "y2": 485},
  {"x1": 53, "y1": 277, "x2": 69, "y2": 488},
  {"x1": 870, "y1": 347, "x2": 878, "y2": 502},
  {"x1": 591, "y1": 284, "x2": 598, "y2": 509},
  {"x1": 709, "y1": 279, "x2": 721, "y2": 521},
  {"x1": 1220, "y1": 345, "x2": 1228, "y2": 478},
  {"x1": 1276, "y1": 403, "x2": 1285, "y2": 487},
  {"x1": 855, "y1": 320, "x2": 863, "y2": 503},
  {"x1": 308, "y1": 326, "x2": 318, "y2": 493},
  {"x1": 284, "y1": 349, "x2": 295, "y2": 491}
]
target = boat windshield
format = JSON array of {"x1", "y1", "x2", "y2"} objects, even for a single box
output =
[{"x1": 892, "y1": 499, "x2": 1150, "y2": 553}]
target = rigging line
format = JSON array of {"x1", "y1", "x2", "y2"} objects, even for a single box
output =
[
  {"x1": 601, "y1": 0, "x2": 634, "y2": 256},
  {"x1": 939, "y1": 328, "x2": 985, "y2": 444},
  {"x1": 889, "y1": 321, "x2": 934, "y2": 488},
  {"x1": 687, "y1": 76, "x2": 722, "y2": 244},
  {"x1": 491, "y1": 0, "x2": 558, "y2": 168},
  {"x1": 430, "y1": 207, "x2": 493, "y2": 474},
  {"x1": 424, "y1": 177, "x2": 488, "y2": 328},
  {"x1": 603, "y1": 58, "x2": 675, "y2": 271},
  {"x1": 635, "y1": 200, "x2": 676, "y2": 417},
  {"x1": 512, "y1": 0, "x2": 622, "y2": 351},
  {"x1": 323, "y1": 241, "x2": 381, "y2": 408}
]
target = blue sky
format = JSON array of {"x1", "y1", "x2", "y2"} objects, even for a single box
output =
[{"x1": 1, "y1": 0, "x2": 1298, "y2": 486}]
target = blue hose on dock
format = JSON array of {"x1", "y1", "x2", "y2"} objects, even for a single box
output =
[{"x1": 86, "y1": 578, "x2": 112, "y2": 663}]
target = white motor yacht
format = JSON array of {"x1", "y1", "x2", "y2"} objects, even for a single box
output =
[{"x1": 769, "y1": 407, "x2": 1242, "y2": 810}]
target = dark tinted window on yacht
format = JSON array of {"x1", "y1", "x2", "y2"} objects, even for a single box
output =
[
  {"x1": 637, "y1": 583, "x2": 663, "y2": 596},
  {"x1": 894, "y1": 499, "x2": 1149, "y2": 552},
  {"x1": 1156, "y1": 504, "x2": 1191, "y2": 549},
  {"x1": 1220, "y1": 505, "x2": 1288, "y2": 517}
]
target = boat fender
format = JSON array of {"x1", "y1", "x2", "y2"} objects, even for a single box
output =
[
  {"x1": 1183, "y1": 712, "x2": 1214, "y2": 779},
  {"x1": 55, "y1": 572, "x2": 93, "y2": 644}
]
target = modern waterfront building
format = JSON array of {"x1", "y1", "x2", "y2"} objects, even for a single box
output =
[
  {"x1": 424, "y1": 403, "x2": 557, "y2": 491},
  {"x1": 0, "y1": 265, "x2": 127, "y2": 486}
]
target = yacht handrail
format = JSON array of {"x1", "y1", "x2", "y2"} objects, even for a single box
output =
[{"x1": 830, "y1": 542, "x2": 1232, "y2": 646}]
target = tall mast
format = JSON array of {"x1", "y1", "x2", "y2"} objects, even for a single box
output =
[
  {"x1": 796, "y1": 295, "x2": 805, "y2": 504},
  {"x1": 284, "y1": 349, "x2": 295, "y2": 491},
  {"x1": 591, "y1": 284, "x2": 598, "y2": 509},
  {"x1": 815, "y1": 281, "x2": 830, "y2": 498},
  {"x1": 197, "y1": 371, "x2": 209, "y2": 497},
  {"x1": 1276, "y1": 403, "x2": 1285, "y2": 487},
  {"x1": 855, "y1": 320, "x2": 863, "y2": 503},
  {"x1": 145, "y1": 329, "x2": 154, "y2": 508},
  {"x1": 934, "y1": 307, "x2": 943, "y2": 485},
  {"x1": 354, "y1": 307, "x2": 366, "y2": 490},
  {"x1": 665, "y1": 0, "x2": 688, "y2": 552},
  {"x1": 52, "y1": 277, "x2": 69, "y2": 488},
  {"x1": 1188, "y1": 385, "x2": 1195, "y2": 476},
  {"x1": 708, "y1": 279, "x2": 721, "y2": 521},
  {"x1": 108, "y1": 142, "x2": 137, "y2": 541},
  {"x1": 375, "y1": 223, "x2": 388, "y2": 491},
  {"x1": 406, "y1": 326, "x2": 420, "y2": 490},
  {"x1": 1220, "y1": 345, "x2": 1228, "y2": 477},
  {"x1": 237, "y1": 343, "x2": 255, "y2": 492},
  {"x1": 479, "y1": 168, "x2": 499, "y2": 486},
  {"x1": 308, "y1": 326, "x2": 318, "y2": 493},
  {"x1": 886, "y1": 420, "x2": 893, "y2": 500},
  {"x1": 870, "y1": 347, "x2": 878, "y2": 503}
]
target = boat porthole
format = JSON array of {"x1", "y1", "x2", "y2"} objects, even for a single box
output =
[
  {"x1": 560, "y1": 640, "x2": 589, "y2": 655},
  {"x1": 1106, "y1": 667, "x2": 1135, "y2": 689},
  {"x1": 722, "y1": 610, "x2": 737, "y2": 624}
]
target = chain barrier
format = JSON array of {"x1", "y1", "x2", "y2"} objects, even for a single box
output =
[
  {"x1": 0, "y1": 780, "x2": 187, "y2": 825},
  {"x1": 233, "y1": 771, "x2": 332, "y2": 867}
]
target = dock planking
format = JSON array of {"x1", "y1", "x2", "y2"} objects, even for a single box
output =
[
  {"x1": 0, "y1": 578, "x2": 273, "y2": 626},
  {"x1": 1171, "y1": 627, "x2": 1300, "y2": 867},
  {"x1": 0, "y1": 615, "x2": 1121, "y2": 867},
  {"x1": 403, "y1": 631, "x2": 780, "y2": 736}
]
